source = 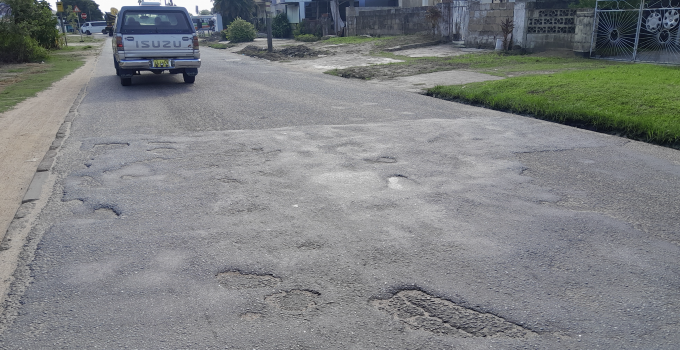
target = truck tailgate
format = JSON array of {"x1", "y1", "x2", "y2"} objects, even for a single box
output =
[{"x1": 121, "y1": 34, "x2": 195, "y2": 58}]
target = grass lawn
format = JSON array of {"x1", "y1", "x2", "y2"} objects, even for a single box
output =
[
  {"x1": 427, "y1": 63, "x2": 680, "y2": 148},
  {"x1": 0, "y1": 46, "x2": 90, "y2": 113}
]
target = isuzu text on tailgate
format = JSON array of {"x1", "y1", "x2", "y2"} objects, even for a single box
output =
[{"x1": 112, "y1": 2, "x2": 200, "y2": 86}]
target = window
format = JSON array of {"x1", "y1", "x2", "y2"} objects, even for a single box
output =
[{"x1": 121, "y1": 10, "x2": 192, "y2": 34}]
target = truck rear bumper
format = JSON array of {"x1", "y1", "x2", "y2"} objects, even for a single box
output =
[{"x1": 118, "y1": 58, "x2": 201, "y2": 70}]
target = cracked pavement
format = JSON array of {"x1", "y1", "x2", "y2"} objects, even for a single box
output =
[{"x1": 0, "y1": 39, "x2": 678, "y2": 349}]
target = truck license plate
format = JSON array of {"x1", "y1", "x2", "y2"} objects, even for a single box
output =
[{"x1": 153, "y1": 59, "x2": 170, "y2": 68}]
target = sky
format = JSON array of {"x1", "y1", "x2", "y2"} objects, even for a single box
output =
[{"x1": 47, "y1": 0, "x2": 216, "y2": 17}]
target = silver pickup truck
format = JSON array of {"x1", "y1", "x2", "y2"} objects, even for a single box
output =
[{"x1": 112, "y1": 3, "x2": 200, "y2": 86}]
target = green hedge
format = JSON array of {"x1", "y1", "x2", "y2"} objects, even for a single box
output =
[
  {"x1": 272, "y1": 13, "x2": 291, "y2": 38},
  {"x1": 0, "y1": 29, "x2": 49, "y2": 62},
  {"x1": 225, "y1": 17, "x2": 256, "y2": 43}
]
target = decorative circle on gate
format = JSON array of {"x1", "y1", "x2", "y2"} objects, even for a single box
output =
[
  {"x1": 646, "y1": 12, "x2": 663, "y2": 32},
  {"x1": 663, "y1": 10, "x2": 679, "y2": 29},
  {"x1": 657, "y1": 29, "x2": 671, "y2": 44}
]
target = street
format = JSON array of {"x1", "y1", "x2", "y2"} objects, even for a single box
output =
[{"x1": 0, "y1": 40, "x2": 679, "y2": 349}]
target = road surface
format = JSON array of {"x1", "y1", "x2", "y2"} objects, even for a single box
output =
[{"x1": 0, "y1": 40, "x2": 679, "y2": 349}]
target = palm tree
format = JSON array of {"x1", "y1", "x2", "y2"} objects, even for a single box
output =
[{"x1": 212, "y1": 0, "x2": 255, "y2": 25}]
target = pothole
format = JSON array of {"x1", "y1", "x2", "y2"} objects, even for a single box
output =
[
  {"x1": 93, "y1": 208, "x2": 120, "y2": 218},
  {"x1": 216, "y1": 271, "x2": 281, "y2": 289},
  {"x1": 79, "y1": 175, "x2": 101, "y2": 187},
  {"x1": 265, "y1": 289, "x2": 320, "y2": 313},
  {"x1": 365, "y1": 156, "x2": 397, "y2": 163},
  {"x1": 371, "y1": 290, "x2": 535, "y2": 338},
  {"x1": 92, "y1": 142, "x2": 129, "y2": 151},
  {"x1": 387, "y1": 175, "x2": 417, "y2": 190},
  {"x1": 92, "y1": 204, "x2": 121, "y2": 217},
  {"x1": 147, "y1": 147, "x2": 177, "y2": 155},
  {"x1": 240, "y1": 312, "x2": 262, "y2": 321},
  {"x1": 217, "y1": 177, "x2": 242, "y2": 184},
  {"x1": 295, "y1": 240, "x2": 325, "y2": 250}
]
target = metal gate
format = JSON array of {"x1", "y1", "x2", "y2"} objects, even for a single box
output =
[{"x1": 591, "y1": 0, "x2": 680, "y2": 64}]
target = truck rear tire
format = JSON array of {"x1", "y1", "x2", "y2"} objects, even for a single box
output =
[
  {"x1": 183, "y1": 73, "x2": 195, "y2": 84},
  {"x1": 121, "y1": 77, "x2": 132, "y2": 86}
]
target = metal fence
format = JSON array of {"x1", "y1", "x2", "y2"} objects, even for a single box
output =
[{"x1": 591, "y1": 0, "x2": 680, "y2": 64}]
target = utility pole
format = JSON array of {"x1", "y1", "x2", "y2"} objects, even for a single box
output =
[
  {"x1": 266, "y1": 3, "x2": 273, "y2": 52},
  {"x1": 73, "y1": 5, "x2": 83, "y2": 42}
]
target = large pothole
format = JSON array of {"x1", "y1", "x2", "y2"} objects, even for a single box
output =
[
  {"x1": 265, "y1": 289, "x2": 320, "y2": 313},
  {"x1": 372, "y1": 290, "x2": 535, "y2": 338},
  {"x1": 387, "y1": 175, "x2": 417, "y2": 190},
  {"x1": 216, "y1": 271, "x2": 281, "y2": 289}
]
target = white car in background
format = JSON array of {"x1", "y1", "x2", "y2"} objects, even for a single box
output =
[{"x1": 81, "y1": 21, "x2": 107, "y2": 35}]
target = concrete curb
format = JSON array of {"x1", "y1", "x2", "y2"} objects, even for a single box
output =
[{"x1": 20, "y1": 86, "x2": 86, "y2": 204}]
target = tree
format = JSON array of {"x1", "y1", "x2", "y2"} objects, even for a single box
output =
[
  {"x1": 4, "y1": 0, "x2": 59, "y2": 48},
  {"x1": 212, "y1": 0, "x2": 254, "y2": 25},
  {"x1": 65, "y1": 4, "x2": 80, "y2": 32},
  {"x1": 0, "y1": 0, "x2": 57, "y2": 62},
  {"x1": 271, "y1": 12, "x2": 290, "y2": 38},
  {"x1": 63, "y1": 0, "x2": 103, "y2": 21},
  {"x1": 200, "y1": 9, "x2": 211, "y2": 15}
]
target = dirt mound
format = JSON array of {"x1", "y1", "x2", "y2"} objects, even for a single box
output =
[
  {"x1": 330, "y1": 60, "x2": 469, "y2": 80},
  {"x1": 238, "y1": 45, "x2": 332, "y2": 61}
]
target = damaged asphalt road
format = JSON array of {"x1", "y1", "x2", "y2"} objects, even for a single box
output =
[{"x1": 0, "y1": 42, "x2": 679, "y2": 349}]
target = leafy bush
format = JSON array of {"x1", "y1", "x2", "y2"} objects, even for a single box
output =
[
  {"x1": 225, "y1": 17, "x2": 256, "y2": 43},
  {"x1": 292, "y1": 23, "x2": 302, "y2": 37},
  {"x1": 293, "y1": 19, "x2": 322, "y2": 38},
  {"x1": 295, "y1": 34, "x2": 319, "y2": 42},
  {"x1": 0, "y1": 29, "x2": 49, "y2": 62},
  {"x1": 0, "y1": 0, "x2": 59, "y2": 62},
  {"x1": 5, "y1": 0, "x2": 60, "y2": 49},
  {"x1": 220, "y1": 29, "x2": 228, "y2": 40},
  {"x1": 272, "y1": 13, "x2": 291, "y2": 38}
]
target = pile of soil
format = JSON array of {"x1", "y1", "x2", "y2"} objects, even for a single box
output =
[
  {"x1": 237, "y1": 45, "x2": 332, "y2": 61},
  {"x1": 331, "y1": 60, "x2": 470, "y2": 80}
]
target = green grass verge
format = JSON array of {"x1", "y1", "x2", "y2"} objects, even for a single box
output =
[
  {"x1": 0, "y1": 50, "x2": 85, "y2": 114},
  {"x1": 436, "y1": 52, "x2": 614, "y2": 74},
  {"x1": 375, "y1": 51, "x2": 616, "y2": 76},
  {"x1": 427, "y1": 63, "x2": 680, "y2": 147}
]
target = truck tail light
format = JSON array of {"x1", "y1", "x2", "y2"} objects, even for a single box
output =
[
  {"x1": 192, "y1": 35, "x2": 199, "y2": 50},
  {"x1": 116, "y1": 35, "x2": 124, "y2": 50}
]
